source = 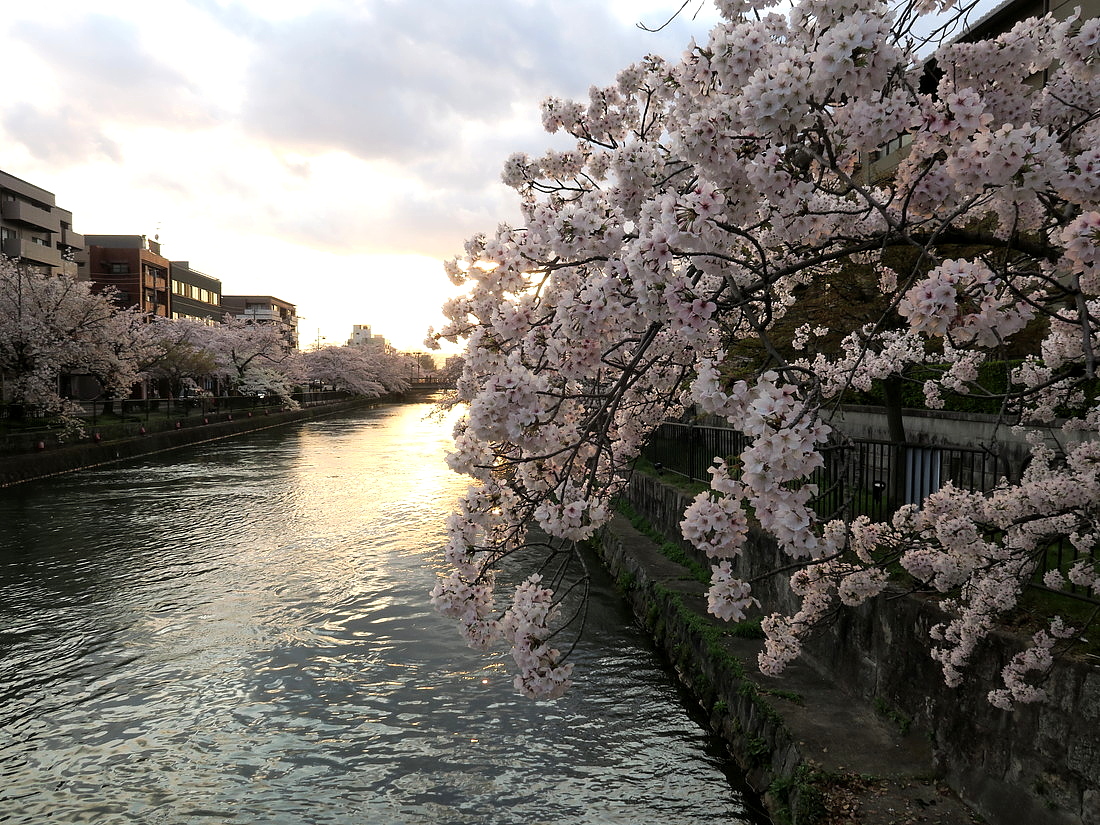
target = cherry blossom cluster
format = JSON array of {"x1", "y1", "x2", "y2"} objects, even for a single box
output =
[
  {"x1": 0, "y1": 258, "x2": 155, "y2": 433},
  {"x1": 987, "y1": 618, "x2": 1076, "y2": 710},
  {"x1": 708, "y1": 560, "x2": 759, "y2": 621},
  {"x1": 504, "y1": 574, "x2": 575, "y2": 699},
  {"x1": 898, "y1": 259, "x2": 1034, "y2": 347},
  {"x1": 301, "y1": 342, "x2": 411, "y2": 398},
  {"x1": 431, "y1": 0, "x2": 1100, "y2": 704},
  {"x1": 682, "y1": 370, "x2": 833, "y2": 631}
]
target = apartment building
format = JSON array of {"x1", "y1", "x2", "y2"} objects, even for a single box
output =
[
  {"x1": 169, "y1": 261, "x2": 223, "y2": 323},
  {"x1": 0, "y1": 169, "x2": 84, "y2": 277},
  {"x1": 80, "y1": 234, "x2": 171, "y2": 317},
  {"x1": 222, "y1": 294, "x2": 299, "y2": 349}
]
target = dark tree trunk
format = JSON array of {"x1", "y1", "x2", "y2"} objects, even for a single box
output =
[{"x1": 883, "y1": 375, "x2": 909, "y2": 508}]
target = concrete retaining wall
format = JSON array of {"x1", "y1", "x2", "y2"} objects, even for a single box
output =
[
  {"x1": 596, "y1": 514, "x2": 826, "y2": 823},
  {"x1": 619, "y1": 473, "x2": 1100, "y2": 825},
  {"x1": 828, "y1": 405, "x2": 1097, "y2": 452},
  {"x1": 0, "y1": 398, "x2": 387, "y2": 487}
]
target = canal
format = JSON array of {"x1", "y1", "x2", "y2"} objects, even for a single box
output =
[{"x1": 0, "y1": 402, "x2": 764, "y2": 824}]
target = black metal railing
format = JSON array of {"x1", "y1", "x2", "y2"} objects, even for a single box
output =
[
  {"x1": 642, "y1": 420, "x2": 1097, "y2": 604},
  {"x1": 644, "y1": 422, "x2": 750, "y2": 485}
]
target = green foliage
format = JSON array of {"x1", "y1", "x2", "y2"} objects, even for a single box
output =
[
  {"x1": 631, "y1": 456, "x2": 710, "y2": 497},
  {"x1": 767, "y1": 765, "x2": 832, "y2": 825},
  {"x1": 727, "y1": 617, "x2": 766, "y2": 639},
  {"x1": 745, "y1": 735, "x2": 771, "y2": 767},
  {"x1": 846, "y1": 360, "x2": 1021, "y2": 415},
  {"x1": 615, "y1": 570, "x2": 636, "y2": 592},
  {"x1": 757, "y1": 686, "x2": 805, "y2": 704},
  {"x1": 1008, "y1": 587, "x2": 1100, "y2": 659},
  {"x1": 872, "y1": 697, "x2": 913, "y2": 735},
  {"x1": 615, "y1": 499, "x2": 711, "y2": 585}
]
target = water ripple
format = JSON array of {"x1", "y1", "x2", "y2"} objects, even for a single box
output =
[{"x1": 0, "y1": 403, "x2": 765, "y2": 824}]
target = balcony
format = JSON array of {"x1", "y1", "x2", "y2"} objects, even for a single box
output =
[
  {"x1": 61, "y1": 227, "x2": 84, "y2": 250},
  {"x1": 1, "y1": 199, "x2": 61, "y2": 233},
  {"x1": 241, "y1": 309, "x2": 281, "y2": 322},
  {"x1": 1, "y1": 236, "x2": 63, "y2": 268}
]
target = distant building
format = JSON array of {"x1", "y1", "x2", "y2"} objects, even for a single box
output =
[
  {"x1": 80, "y1": 234, "x2": 170, "y2": 317},
  {"x1": 222, "y1": 294, "x2": 299, "y2": 349},
  {"x1": 348, "y1": 324, "x2": 387, "y2": 351},
  {"x1": 0, "y1": 169, "x2": 83, "y2": 277},
  {"x1": 169, "y1": 261, "x2": 222, "y2": 323}
]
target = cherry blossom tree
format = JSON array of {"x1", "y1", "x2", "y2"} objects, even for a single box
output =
[
  {"x1": 207, "y1": 315, "x2": 300, "y2": 406},
  {"x1": 0, "y1": 256, "x2": 150, "y2": 429},
  {"x1": 301, "y1": 344, "x2": 411, "y2": 397},
  {"x1": 430, "y1": 0, "x2": 1100, "y2": 704},
  {"x1": 143, "y1": 317, "x2": 220, "y2": 397},
  {"x1": 88, "y1": 305, "x2": 164, "y2": 412}
]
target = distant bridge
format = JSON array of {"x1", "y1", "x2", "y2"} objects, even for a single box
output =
[{"x1": 405, "y1": 379, "x2": 455, "y2": 393}]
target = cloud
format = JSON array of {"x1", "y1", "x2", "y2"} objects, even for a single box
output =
[
  {"x1": 2, "y1": 104, "x2": 121, "y2": 164},
  {"x1": 216, "y1": 0, "x2": 704, "y2": 251},
  {"x1": 237, "y1": 0, "x2": 694, "y2": 172},
  {"x1": 1, "y1": 12, "x2": 231, "y2": 166},
  {"x1": 11, "y1": 14, "x2": 223, "y2": 128},
  {"x1": 265, "y1": 185, "x2": 513, "y2": 260},
  {"x1": 0, "y1": 0, "x2": 710, "y2": 347},
  {"x1": 183, "y1": 0, "x2": 275, "y2": 39}
]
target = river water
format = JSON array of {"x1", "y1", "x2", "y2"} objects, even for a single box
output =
[{"x1": 0, "y1": 402, "x2": 764, "y2": 824}]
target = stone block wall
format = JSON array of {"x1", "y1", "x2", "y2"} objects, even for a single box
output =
[{"x1": 624, "y1": 472, "x2": 1100, "y2": 825}]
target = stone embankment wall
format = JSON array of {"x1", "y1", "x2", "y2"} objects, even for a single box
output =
[
  {"x1": 598, "y1": 515, "x2": 838, "y2": 824},
  {"x1": 614, "y1": 473, "x2": 1099, "y2": 825},
  {"x1": 0, "y1": 398, "x2": 385, "y2": 487}
]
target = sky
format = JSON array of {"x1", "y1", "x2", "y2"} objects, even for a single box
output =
[{"x1": 0, "y1": 0, "x2": 720, "y2": 352}]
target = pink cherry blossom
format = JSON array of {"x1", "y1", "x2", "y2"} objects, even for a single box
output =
[{"x1": 429, "y1": 0, "x2": 1100, "y2": 706}]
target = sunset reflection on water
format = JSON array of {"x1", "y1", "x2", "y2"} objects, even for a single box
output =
[{"x1": 0, "y1": 401, "x2": 763, "y2": 824}]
